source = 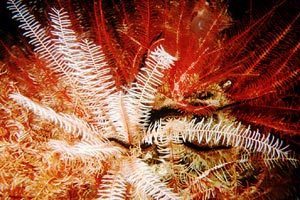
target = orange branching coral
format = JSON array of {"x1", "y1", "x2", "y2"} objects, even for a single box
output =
[{"x1": 0, "y1": 0, "x2": 299, "y2": 199}]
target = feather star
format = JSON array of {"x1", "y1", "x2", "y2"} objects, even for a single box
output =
[{"x1": 0, "y1": 0, "x2": 299, "y2": 199}]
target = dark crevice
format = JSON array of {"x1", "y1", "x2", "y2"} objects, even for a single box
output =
[{"x1": 184, "y1": 141, "x2": 232, "y2": 152}]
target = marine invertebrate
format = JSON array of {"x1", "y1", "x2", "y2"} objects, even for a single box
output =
[{"x1": 0, "y1": 0, "x2": 299, "y2": 199}]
